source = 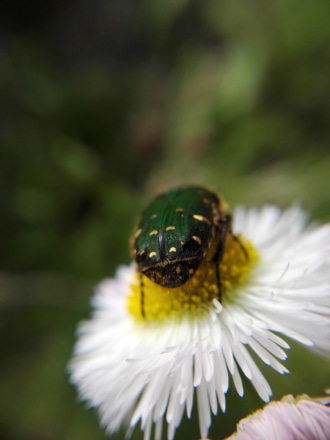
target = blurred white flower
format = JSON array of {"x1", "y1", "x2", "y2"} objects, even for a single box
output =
[
  {"x1": 69, "y1": 205, "x2": 330, "y2": 440},
  {"x1": 225, "y1": 393, "x2": 330, "y2": 440}
]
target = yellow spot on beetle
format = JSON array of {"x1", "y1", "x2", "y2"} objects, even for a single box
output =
[
  {"x1": 166, "y1": 226, "x2": 175, "y2": 231},
  {"x1": 149, "y1": 230, "x2": 158, "y2": 236},
  {"x1": 149, "y1": 251, "x2": 157, "y2": 257},
  {"x1": 188, "y1": 268, "x2": 194, "y2": 275},
  {"x1": 193, "y1": 215, "x2": 211, "y2": 224},
  {"x1": 135, "y1": 228, "x2": 142, "y2": 238},
  {"x1": 192, "y1": 235, "x2": 202, "y2": 245},
  {"x1": 169, "y1": 247, "x2": 177, "y2": 253}
]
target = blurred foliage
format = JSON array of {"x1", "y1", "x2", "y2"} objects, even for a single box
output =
[{"x1": 0, "y1": 0, "x2": 329, "y2": 439}]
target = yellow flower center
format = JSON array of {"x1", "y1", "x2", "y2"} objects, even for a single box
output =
[{"x1": 127, "y1": 234, "x2": 258, "y2": 321}]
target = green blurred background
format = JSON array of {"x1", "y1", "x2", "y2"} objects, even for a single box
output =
[{"x1": 1, "y1": 0, "x2": 330, "y2": 439}]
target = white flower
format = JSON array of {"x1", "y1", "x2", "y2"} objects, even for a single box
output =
[
  {"x1": 69, "y1": 205, "x2": 330, "y2": 440},
  {"x1": 225, "y1": 392, "x2": 330, "y2": 440}
]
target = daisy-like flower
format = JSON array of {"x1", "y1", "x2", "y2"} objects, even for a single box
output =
[
  {"x1": 225, "y1": 392, "x2": 330, "y2": 440},
  {"x1": 69, "y1": 204, "x2": 330, "y2": 440}
]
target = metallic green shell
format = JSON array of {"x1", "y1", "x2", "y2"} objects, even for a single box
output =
[{"x1": 132, "y1": 186, "x2": 224, "y2": 287}]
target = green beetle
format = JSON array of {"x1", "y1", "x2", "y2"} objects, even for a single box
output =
[{"x1": 131, "y1": 186, "x2": 238, "y2": 315}]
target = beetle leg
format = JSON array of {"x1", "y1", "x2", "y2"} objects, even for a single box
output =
[
  {"x1": 215, "y1": 213, "x2": 248, "y2": 261},
  {"x1": 230, "y1": 233, "x2": 248, "y2": 260},
  {"x1": 212, "y1": 214, "x2": 232, "y2": 301},
  {"x1": 139, "y1": 272, "x2": 145, "y2": 318},
  {"x1": 215, "y1": 262, "x2": 222, "y2": 302},
  {"x1": 213, "y1": 214, "x2": 231, "y2": 262}
]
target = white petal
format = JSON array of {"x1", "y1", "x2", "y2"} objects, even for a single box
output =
[{"x1": 69, "y1": 205, "x2": 330, "y2": 440}]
